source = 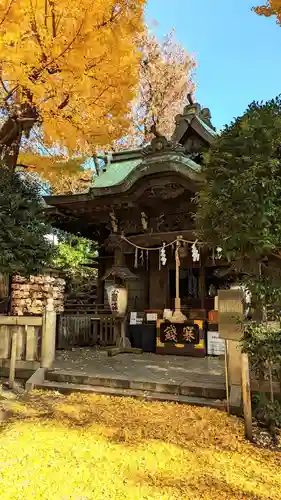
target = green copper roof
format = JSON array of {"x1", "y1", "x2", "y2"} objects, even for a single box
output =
[
  {"x1": 198, "y1": 118, "x2": 217, "y2": 137},
  {"x1": 93, "y1": 159, "x2": 142, "y2": 188}
]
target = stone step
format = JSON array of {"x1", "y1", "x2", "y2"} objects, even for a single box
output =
[
  {"x1": 46, "y1": 370, "x2": 226, "y2": 400},
  {"x1": 35, "y1": 380, "x2": 226, "y2": 410}
]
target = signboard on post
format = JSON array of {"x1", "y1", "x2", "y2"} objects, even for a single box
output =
[
  {"x1": 218, "y1": 288, "x2": 245, "y2": 413},
  {"x1": 207, "y1": 331, "x2": 225, "y2": 356},
  {"x1": 218, "y1": 289, "x2": 244, "y2": 341}
]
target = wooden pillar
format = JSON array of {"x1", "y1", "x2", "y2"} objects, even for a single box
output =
[
  {"x1": 175, "y1": 243, "x2": 181, "y2": 311},
  {"x1": 96, "y1": 237, "x2": 107, "y2": 306},
  {"x1": 97, "y1": 255, "x2": 105, "y2": 306},
  {"x1": 26, "y1": 325, "x2": 38, "y2": 361},
  {"x1": 9, "y1": 329, "x2": 17, "y2": 389},
  {"x1": 96, "y1": 265, "x2": 105, "y2": 306},
  {"x1": 241, "y1": 353, "x2": 253, "y2": 440},
  {"x1": 114, "y1": 245, "x2": 125, "y2": 266},
  {"x1": 0, "y1": 325, "x2": 10, "y2": 359},
  {"x1": 41, "y1": 299, "x2": 57, "y2": 368},
  {"x1": 199, "y1": 258, "x2": 206, "y2": 309}
]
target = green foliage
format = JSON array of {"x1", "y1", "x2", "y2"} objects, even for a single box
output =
[
  {"x1": 241, "y1": 321, "x2": 281, "y2": 426},
  {"x1": 54, "y1": 231, "x2": 97, "y2": 277},
  {"x1": 196, "y1": 96, "x2": 281, "y2": 262},
  {"x1": 196, "y1": 96, "x2": 281, "y2": 316},
  {"x1": 253, "y1": 394, "x2": 281, "y2": 431},
  {"x1": 0, "y1": 169, "x2": 54, "y2": 275},
  {"x1": 243, "y1": 270, "x2": 281, "y2": 320},
  {"x1": 241, "y1": 321, "x2": 281, "y2": 372}
]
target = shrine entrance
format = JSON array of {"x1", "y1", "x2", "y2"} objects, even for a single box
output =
[{"x1": 45, "y1": 98, "x2": 226, "y2": 359}]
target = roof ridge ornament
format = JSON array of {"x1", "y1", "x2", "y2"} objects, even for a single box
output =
[
  {"x1": 142, "y1": 134, "x2": 185, "y2": 157},
  {"x1": 174, "y1": 93, "x2": 216, "y2": 132}
]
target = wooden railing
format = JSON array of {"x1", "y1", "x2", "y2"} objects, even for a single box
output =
[
  {"x1": 0, "y1": 315, "x2": 42, "y2": 362},
  {"x1": 0, "y1": 302, "x2": 56, "y2": 369},
  {"x1": 63, "y1": 301, "x2": 111, "y2": 315},
  {"x1": 57, "y1": 313, "x2": 119, "y2": 349}
]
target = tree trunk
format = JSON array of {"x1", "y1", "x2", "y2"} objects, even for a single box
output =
[
  {"x1": 0, "y1": 100, "x2": 37, "y2": 173},
  {"x1": 0, "y1": 117, "x2": 22, "y2": 172},
  {"x1": 268, "y1": 363, "x2": 274, "y2": 403}
]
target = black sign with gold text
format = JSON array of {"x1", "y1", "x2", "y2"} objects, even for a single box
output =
[{"x1": 159, "y1": 321, "x2": 199, "y2": 345}]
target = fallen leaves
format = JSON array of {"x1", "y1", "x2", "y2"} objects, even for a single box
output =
[{"x1": 0, "y1": 391, "x2": 280, "y2": 499}]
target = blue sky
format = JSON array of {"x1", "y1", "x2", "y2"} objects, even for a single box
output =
[{"x1": 146, "y1": 0, "x2": 281, "y2": 130}]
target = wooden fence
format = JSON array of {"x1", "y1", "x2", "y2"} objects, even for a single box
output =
[
  {"x1": 0, "y1": 303, "x2": 56, "y2": 369},
  {"x1": 63, "y1": 301, "x2": 111, "y2": 315},
  {"x1": 57, "y1": 303, "x2": 119, "y2": 349},
  {"x1": 0, "y1": 316, "x2": 42, "y2": 362}
]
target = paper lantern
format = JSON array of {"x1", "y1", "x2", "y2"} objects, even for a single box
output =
[{"x1": 107, "y1": 285, "x2": 128, "y2": 317}]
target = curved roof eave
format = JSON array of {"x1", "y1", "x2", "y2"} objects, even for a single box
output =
[
  {"x1": 87, "y1": 154, "x2": 203, "y2": 197},
  {"x1": 44, "y1": 154, "x2": 203, "y2": 207}
]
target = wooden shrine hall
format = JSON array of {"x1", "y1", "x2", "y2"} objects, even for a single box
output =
[{"x1": 46, "y1": 97, "x2": 229, "y2": 357}]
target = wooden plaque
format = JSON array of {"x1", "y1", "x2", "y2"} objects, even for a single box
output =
[{"x1": 218, "y1": 289, "x2": 244, "y2": 341}]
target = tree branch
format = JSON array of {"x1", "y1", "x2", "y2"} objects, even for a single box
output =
[
  {"x1": 0, "y1": 0, "x2": 15, "y2": 27},
  {"x1": 57, "y1": 94, "x2": 70, "y2": 110},
  {"x1": 3, "y1": 85, "x2": 19, "y2": 102},
  {"x1": 30, "y1": 16, "x2": 85, "y2": 82},
  {"x1": 29, "y1": 0, "x2": 47, "y2": 62},
  {"x1": 0, "y1": 78, "x2": 8, "y2": 94},
  {"x1": 98, "y1": 5, "x2": 122, "y2": 29},
  {"x1": 44, "y1": 0, "x2": 48, "y2": 28},
  {"x1": 49, "y1": 0, "x2": 56, "y2": 37}
]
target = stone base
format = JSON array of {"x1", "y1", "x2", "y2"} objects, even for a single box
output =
[
  {"x1": 107, "y1": 347, "x2": 143, "y2": 357},
  {"x1": 117, "y1": 336, "x2": 131, "y2": 349},
  {"x1": 25, "y1": 367, "x2": 47, "y2": 392}
]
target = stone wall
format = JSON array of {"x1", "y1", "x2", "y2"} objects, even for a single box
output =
[{"x1": 11, "y1": 274, "x2": 66, "y2": 316}]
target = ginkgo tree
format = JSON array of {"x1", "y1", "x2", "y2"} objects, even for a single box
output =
[
  {"x1": 113, "y1": 30, "x2": 195, "y2": 150},
  {"x1": 18, "y1": 149, "x2": 93, "y2": 194},
  {"x1": 253, "y1": 1, "x2": 281, "y2": 24},
  {"x1": 0, "y1": 0, "x2": 145, "y2": 171},
  {"x1": 13, "y1": 27, "x2": 195, "y2": 194}
]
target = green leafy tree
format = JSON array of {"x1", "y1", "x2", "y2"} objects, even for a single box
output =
[
  {"x1": 0, "y1": 169, "x2": 54, "y2": 275},
  {"x1": 54, "y1": 231, "x2": 98, "y2": 300},
  {"x1": 54, "y1": 232, "x2": 97, "y2": 276},
  {"x1": 196, "y1": 96, "x2": 281, "y2": 314}
]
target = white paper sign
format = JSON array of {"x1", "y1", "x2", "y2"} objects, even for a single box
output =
[
  {"x1": 146, "y1": 313, "x2": 158, "y2": 322},
  {"x1": 130, "y1": 312, "x2": 137, "y2": 325},
  {"x1": 207, "y1": 331, "x2": 225, "y2": 356}
]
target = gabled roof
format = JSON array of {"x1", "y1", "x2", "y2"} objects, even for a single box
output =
[
  {"x1": 172, "y1": 100, "x2": 217, "y2": 146},
  {"x1": 102, "y1": 265, "x2": 139, "y2": 281}
]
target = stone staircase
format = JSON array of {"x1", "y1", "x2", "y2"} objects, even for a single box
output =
[{"x1": 28, "y1": 368, "x2": 227, "y2": 410}]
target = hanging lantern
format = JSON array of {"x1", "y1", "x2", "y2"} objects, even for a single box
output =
[{"x1": 106, "y1": 285, "x2": 128, "y2": 317}]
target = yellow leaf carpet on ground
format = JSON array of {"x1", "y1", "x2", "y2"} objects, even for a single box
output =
[{"x1": 0, "y1": 390, "x2": 280, "y2": 500}]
